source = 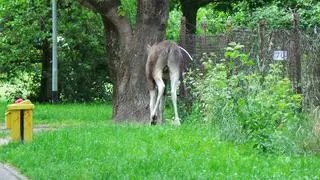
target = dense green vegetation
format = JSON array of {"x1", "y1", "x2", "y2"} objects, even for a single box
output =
[
  {"x1": 168, "y1": 1, "x2": 320, "y2": 38},
  {"x1": 1, "y1": 1, "x2": 319, "y2": 102},
  {"x1": 184, "y1": 43, "x2": 317, "y2": 154},
  {"x1": 0, "y1": 1, "x2": 109, "y2": 102}
]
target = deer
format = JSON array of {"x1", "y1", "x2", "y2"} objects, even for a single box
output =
[{"x1": 146, "y1": 40, "x2": 193, "y2": 125}]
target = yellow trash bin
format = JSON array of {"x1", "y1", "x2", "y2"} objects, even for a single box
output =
[
  {"x1": 5, "y1": 111, "x2": 12, "y2": 129},
  {"x1": 6, "y1": 100, "x2": 34, "y2": 143}
]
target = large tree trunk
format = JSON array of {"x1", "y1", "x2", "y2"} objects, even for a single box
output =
[
  {"x1": 180, "y1": 0, "x2": 215, "y2": 34},
  {"x1": 79, "y1": 0, "x2": 169, "y2": 123},
  {"x1": 38, "y1": 14, "x2": 52, "y2": 103},
  {"x1": 181, "y1": 1, "x2": 198, "y2": 34}
]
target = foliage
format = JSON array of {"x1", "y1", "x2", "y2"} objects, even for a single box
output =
[
  {"x1": 166, "y1": 8, "x2": 182, "y2": 40},
  {"x1": 0, "y1": 1, "x2": 111, "y2": 102},
  {"x1": 187, "y1": 43, "x2": 305, "y2": 153},
  {"x1": 193, "y1": 1, "x2": 320, "y2": 35},
  {"x1": 232, "y1": 3, "x2": 292, "y2": 30},
  {"x1": 197, "y1": 5, "x2": 229, "y2": 35},
  {"x1": 119, "y1": 0, "x2": 136, "y2": 26},
  {"x1": 3, "y1": 72, "x2": 40, "y2": 101},
  {"x1": 298, "y1": 1, "x2": 320, "y2": 29},
  {"x1": 57, "y1": 2, "x2": 110, "y2": 102},
  {"x1": 0, "y1": 1, "x2": 46, "y2": 79}
]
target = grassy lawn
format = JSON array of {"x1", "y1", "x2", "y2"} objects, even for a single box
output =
[
  {"x1": 0, "y1": 101, "x2": 112, "y2": 125},
  {"x1": 0, "y1": 131, "x2": 8, "y2": 138},
  {"x1": 0, "y1": 102, "x2": 319, "y2": 179}
]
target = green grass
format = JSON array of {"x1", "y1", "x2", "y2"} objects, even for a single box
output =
[
  {"x1": 0, "y1": 101, "x2": 7, "y2": 124},
  {"x1": 0, "y1": 131, "x2": 8, "y2": 138},
  {"x1": 0, "y1": 101, "x2": 112, "y2": 125},
  {"x1": 32, "y1": 103, "x2": 112, "y2": 125},
  {"x1": 0, "y1": 124, "x2": 319, "y2": 179},
  {"x1": 0, "y1": 102, "x2": 320, "y2": 179}
]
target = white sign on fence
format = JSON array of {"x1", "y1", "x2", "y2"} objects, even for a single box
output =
[{"x1": 273, "y1": 51, "x2": 288, "y2": 61}]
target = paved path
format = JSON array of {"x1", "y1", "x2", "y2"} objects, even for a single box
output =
[
  {"x1": 0, "y1": 137, "x2": 10, "y2": 146},
  {"x1": 0, "y1": 163, "x2": 27, "y2": 180},
  {"x1": 0, "y1": 137, "x2": 28, "y2": 180},
  {"x1": 0, "y1": 125, "x2": 54, "y2": 180}
]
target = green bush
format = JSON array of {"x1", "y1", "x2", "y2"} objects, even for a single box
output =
[
  {"x1": 0, "y1": 1, "x2": 111, "y2": 102},
  {"x1": 188, "y1": 43, "x2": 305, "y2": 153}
]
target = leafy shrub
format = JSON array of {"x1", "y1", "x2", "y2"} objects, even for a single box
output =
[
  {"x1": 3, "y1": 71, "x2": 41, "y2": 102},
  {"x1": 166, "y1": 8, "x2": 182, "y2": 40},
  {"x1": 187, "y1": 42, "x2": 305, "y2": 153}
]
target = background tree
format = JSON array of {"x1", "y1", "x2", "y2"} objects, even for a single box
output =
[
  {"x1": 0, "y1": 1, "x2": 108, "y2": 102},
  {"x1": 0, "y1": 1, "x2": 49, "y2": 101}
]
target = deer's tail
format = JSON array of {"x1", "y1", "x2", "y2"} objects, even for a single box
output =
[{"x1": 178, "y1": 46, "x2": 193, "y2": 99}]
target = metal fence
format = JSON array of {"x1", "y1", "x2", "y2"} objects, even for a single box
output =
[{"x1": 180, "y1": 28, "x2": 320, "y2": 108}]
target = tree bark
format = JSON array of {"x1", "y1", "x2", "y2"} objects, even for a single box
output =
[
  {"x1": 38, "y1": 15, "x2": 52, "y2": 102},
  {"x1": 38, "y1": 39, "x2": 52, "y2": 102},
  {"x1": 291, "y1": 12, "x2": 302, "y2": 94},
  {"x1": 181, "y1": 1, "x2": 198, "y2": 34},
  {"x1": 79, "y1": 0, "x2": 169, "y2": 123},
  {"x1": 180, "y1": 0, "x2": 215, "y2": 34}
]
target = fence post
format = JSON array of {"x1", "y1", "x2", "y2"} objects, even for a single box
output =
[
  {"x1": 180, "y1": 16, "x2": 186, "y2": 47},
  {"x1": 291, "y1": 12, "x2": 302, "y2": 94},
  {"x1": 259, "y1": 19, "x2": 267, "y2": 73},
  {"x1": 226, "y1": 16, "x2": 233, "y2": 44},
  {"x1": 201, "y1": 18, "x2": 207, "y2": 46},
  {"x1": 225, "y1": 16, "x2": 233, "y2": 78}
]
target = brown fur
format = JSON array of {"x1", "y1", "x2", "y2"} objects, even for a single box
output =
[{"x1": 146, "y1": 40, "x2": 182, "y2": 90}]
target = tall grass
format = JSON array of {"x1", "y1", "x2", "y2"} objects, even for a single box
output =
[{"x1": 185, "y1": 45, "x2": 313, "y2": 154}]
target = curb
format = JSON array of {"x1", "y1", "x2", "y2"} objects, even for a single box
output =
[
  {"x1": 0, "y1": 163, "x2": 28, "y2": 180},
  {"x1": 0, "y1": 137, "x2": 10, "y2": 147}
]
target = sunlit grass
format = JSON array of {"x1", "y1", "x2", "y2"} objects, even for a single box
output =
[
  {"x1": 0, "y1": 101, "x2": 112, "y2": 125},
  {"x1": 0, "y1": 102, "x2": 320, "y2": 179},
  {"x1": 0, "y1": 124, "x2": 319, "y2": 179},
  {"x1": 0, "y1": 131, "x2": 8, "y2": 138}
]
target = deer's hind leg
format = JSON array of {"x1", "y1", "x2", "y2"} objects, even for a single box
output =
[
  {"x1": 157, "y1": 89, "x2": 166, "y2": 124},
  {"x1": 151, "y1": 71, "x2": 165, "y2": 120},
  {"x1": 169, "y1": 64, "x2": 181, "y2": 126}
]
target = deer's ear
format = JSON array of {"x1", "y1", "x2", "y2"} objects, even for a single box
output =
[{"x1": 146, "y1": 44, "x2": 152, "y2": 54}]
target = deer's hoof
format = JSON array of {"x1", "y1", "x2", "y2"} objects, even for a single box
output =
[
  {"x1": 152, "y1": 115, "x2": 157, "y2": 121},
  {"x1": 151, "y1": 115, "x2": 157, "y2": 125},
  {"x1": 151, "y1": 120, "x2": 157, "y2": 125},
  {"x1": 172, "y1": 119, "x2": 181, "y2": 126}
]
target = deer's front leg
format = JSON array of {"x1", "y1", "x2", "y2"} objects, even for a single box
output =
[
  {"x1": 170, "y1": 70, "x2": 181, "y2": 126},
  {"x1": 158, "y1": 92, "x2": 166, "y2": 124}
]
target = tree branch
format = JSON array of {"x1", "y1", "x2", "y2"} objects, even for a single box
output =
[
  {"x1": 77, "y1": 0, "x2": 118, "y2": 13},
  {"x1": 77, "y1": 0, "x2": 133, "y2": 48}
]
